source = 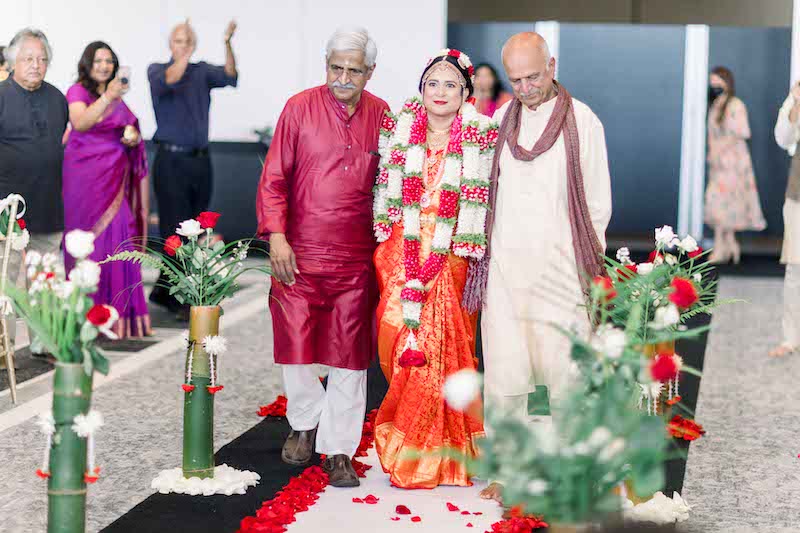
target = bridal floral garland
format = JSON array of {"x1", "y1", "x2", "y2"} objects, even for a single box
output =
[{"x1": 373, "y1": 97, "x2": 498, "y2": 366}]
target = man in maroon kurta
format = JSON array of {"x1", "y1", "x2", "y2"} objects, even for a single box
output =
[{"x1": 256, "y1": 28, "x2": 388, "y2": 487}]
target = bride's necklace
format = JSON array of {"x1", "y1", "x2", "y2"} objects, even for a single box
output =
[{"x1": 420, "y1": 126, "x2": 450, "y2": 208}]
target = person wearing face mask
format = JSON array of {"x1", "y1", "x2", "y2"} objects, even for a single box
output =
[
  {"x1": 704, "y1": 66, "x2": 766, "y2": 264},
  {"x1": 256, "y1": 27, "x2": 388, "y2": 488},
  {"x1": 147, "y1": 19, "x2": 238, "y2": 320},
  {"x1": 477, "y1": 32, "x2": 612, "y2": 503},
  {"x1": 371, "y1": 48, "x2": 491, "y2": 489},
  {"x1": 62, "y1": 41, "x2": 152, "y2": 339}
]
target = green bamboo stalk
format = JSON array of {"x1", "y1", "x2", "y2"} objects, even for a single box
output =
[
  {"x1": 48, "y1": 363, "x2": 92, "y2": 533},
  {"x1": 182, "y1": 306, "x2": 220, "y2": 479}
]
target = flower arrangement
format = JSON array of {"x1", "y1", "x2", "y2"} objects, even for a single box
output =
[
  {"x1": 445, "y1": 369, "x2": 668, "y2": 528},
  {"x1": 4, "y1": 228, "x2": 116, "y2": 533},
  {"x1": 105, "y1": 211, "x2": 268, "y2": 491}
]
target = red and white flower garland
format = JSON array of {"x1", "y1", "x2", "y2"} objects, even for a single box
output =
[{"x1": 373, "y1": 97, "x2": 497, "y2": 367}]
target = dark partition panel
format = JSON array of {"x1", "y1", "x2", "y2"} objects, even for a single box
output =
[
  {"x1": 708, "y1": 27, "x2": 791, "y2": 238},
  {"x1": 559, "y1": 24, "x2": 686, "y2": 235}
]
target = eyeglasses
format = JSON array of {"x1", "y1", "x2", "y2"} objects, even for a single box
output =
[
  {"x1": 19, "y1": 56, "x2": 49, "y2": 67},
  {"x1": 328, "y1": 64, "x2": 368, "y2": 79}
]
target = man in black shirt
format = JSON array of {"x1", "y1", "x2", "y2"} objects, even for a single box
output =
[{"x1": 0, "y1": 28, "x2": 69, "y2": 346}]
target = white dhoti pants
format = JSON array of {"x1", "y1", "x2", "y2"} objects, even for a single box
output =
[
  {"x1": 281, "y1": 365, "x2": 367, "y2": 458},
  {"x1": 782, "y1": 264, "x2": 800, "y2": 348}
]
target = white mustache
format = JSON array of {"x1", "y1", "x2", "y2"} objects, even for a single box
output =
[{"x1": 332, "y1": 80, "x2": 357, "y2": 90}]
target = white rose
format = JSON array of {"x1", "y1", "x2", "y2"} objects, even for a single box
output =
[
  {"x1": 591, "y1": 325, "x2": 627, "y2": 359},
  {"x1": 678, "y1": 235, "x2": 699, "y2": 253},
  {"x1": 650, "y1": 303, "x2": 681, "y2": 330},
  {"x1": 654, "y1": 225, "x2": 676, "y2": 248},
  {"x1": 65, "y1": 230, "x2": 95, "y2": 259},
  {"x1": 42, "y1": 253, "x2": 59, "y2": 267},
  {"x1": 24, "y1": 250, "x2": 42, "y2": 266},
  {"x1": 527, "y1": 479, "x2": 549, "y2": 496},
  {"x1": 176, "y1": 219, "x2": 204, "y2": 238},
  {"x1": 53, "y1": 281, "x2": 76, "y2": 300},
  {"x1": 11, "y1": 229, "x2": 29, "y2": 251},
  {"x1": 442, "y1": 369, "x2": 482, "y2": 412},
  {"x1": 587, "y1": 427, "x2": 613, "y2": 448},
  {"x1": 598, "y1": 438, "x2": 626, "y2": 463},
  {"x1": 637, "y1": 262, "x2": 654, "y2": 275},
  {"x1": 69, "y1": 260, "x2": 101, "y2": 289}
]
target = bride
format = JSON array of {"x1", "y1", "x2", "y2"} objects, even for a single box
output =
[{"x1": 372, "y1": 49, "x2": 497, "y2": 489}]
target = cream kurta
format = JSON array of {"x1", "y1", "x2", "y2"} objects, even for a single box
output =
[{"x1": 481, "y1": 96, "x2": 612, "y2": 403}]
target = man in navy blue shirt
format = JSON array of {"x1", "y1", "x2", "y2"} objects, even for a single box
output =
[{"x1": 147, "y1": 20, "x2": 238, "y2": 318}]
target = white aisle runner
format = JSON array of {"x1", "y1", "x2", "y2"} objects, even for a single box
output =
[{"x1": 290, "y1": 448, "x2": 504, "y2": 532}]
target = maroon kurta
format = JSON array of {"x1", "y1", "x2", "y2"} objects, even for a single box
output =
[{"x1": 257, "y1": 85, "x2": 388, "y2": 370}]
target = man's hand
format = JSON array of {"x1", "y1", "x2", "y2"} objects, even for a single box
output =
[
  {"x1": 269, "y1": 233, "x2": 298, "y2": 285},
  {"x1": 224, "y1": 20, "x2": 237, "y2": 43}
]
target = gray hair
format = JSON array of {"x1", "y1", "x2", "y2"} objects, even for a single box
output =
[
  {"x1": 6, "y1": 28, "x2": 53, "y2": 66},
  {"x1": 325, "y1": 27, "x2": 377, "y2": 68}
]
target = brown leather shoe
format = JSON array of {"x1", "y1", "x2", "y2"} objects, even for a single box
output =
[
  {"x1": 281, "y1": 428, "x2": 317, "y2": 465},
  {"x1": 322, "y1": 454, "x2": 360, "y2": 487}
]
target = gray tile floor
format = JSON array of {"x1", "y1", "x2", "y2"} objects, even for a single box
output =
[{"x1": 682, "y1": 277, "x2": 800, "y2": 533}]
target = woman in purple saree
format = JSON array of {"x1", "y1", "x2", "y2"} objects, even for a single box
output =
[{"x1": 63, "y1": 41, "x2": 152, "y2": 338}]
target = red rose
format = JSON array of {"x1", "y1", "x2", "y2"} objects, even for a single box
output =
[
  {"x1": 688, "y1": 247, "x2": 704, "y2": 259},
  {"x1": 468, "y1": 65, "x2": 475, "y2": 76},
  {"x1": 617, "y1": 264, "x2": 637, "y2": 280},
  {"x1": 398, "y1": 349, "x2": 426, "y2": 367},
  {"x1": 196, "y1": 211, "x2": 221, "y2": 229},
  {"x1": 16, "y1": 219, "x2": 25, "y2": 230},
  {"x1": 447, "y1": 49, "x2": 461, "y2": 58},
  {"x1": 650, "y1": 353, "x2": 679, "y2": 382},
  {"x1": 669, "y1": 277, "x2": 699, "y2": 309},
  {"x1": 592, "y1": 275, "x2": 617, "y2": 301},
  {"x1": 86, "y1": 304, "x2": 111, "y2": 326},
  {"x1": 648, "y1": 250, "x2": 663, "y2": 263},
  {"x1": 163, "y1": 235, "x2": 182, "y2": 257}
]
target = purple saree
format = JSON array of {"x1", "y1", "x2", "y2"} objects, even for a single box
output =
[{"x1": 63, "y1": 83, "x2": 152, "y2": 338}]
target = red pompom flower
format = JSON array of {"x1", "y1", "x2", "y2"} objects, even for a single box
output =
[
  {"x1": 164, "y1": 235, "x2": 182, "y2": 257},
  {"x1": 669, "y1": 277, "x2": 699, "y2": 309},
  {"x1": 650, "y1": 353, "x2": 679, "y2": 382},
  {"x1": 196, "y1": 211, "x2": 221, "y2": 229}
]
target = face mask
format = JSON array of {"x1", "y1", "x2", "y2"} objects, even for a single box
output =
[{"x1": 708, "y1": 86, "x2": 725, "y2": 102}]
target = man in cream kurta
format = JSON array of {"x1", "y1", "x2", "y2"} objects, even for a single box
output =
[{"x1": 480, "y1": 34, "x2": 612, "y2": 501}]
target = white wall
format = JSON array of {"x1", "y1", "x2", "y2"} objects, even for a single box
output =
[{"x1": 1, "y1": 0, "x2": 446, "y2": 141}]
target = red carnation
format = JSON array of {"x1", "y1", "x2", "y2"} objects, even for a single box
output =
[
  {"x1": 196, "y1": 211, "x2": 221, "y2": 229},
  {"x1": 669, "y1": 277, "x2": 699, "y2": 309},
  {"x1": 688, "y1": 247, "x2": 704, "y2": 259},
  {"x1": 650, "y1": 353, "x2": 679, "y2": 382},
  {"x1": 468, "y1": 65, "x2": 475, "y2": 76},
  {"x1": 16, "y1": 219, "x2": 25, "y2": 230},
  {"x1": 648, "y1": 250, "x2": 663, "y2": 263},
  {"x1": 86, "y1": 304, "x2": 111, "y2": 326},
  {"x1": 448, "y1": 49, "x2": 461, "y2": 58},
  {"x1": 668, "y1": 415, "x2": 706, "y2": 441},
  {"x1": 163, "y1": 235, "x2": 182, "y2": 257},
  {"x1": 592, "y1": 275, "x2": 617, "y2": 302}
]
